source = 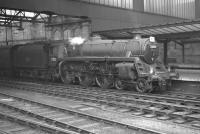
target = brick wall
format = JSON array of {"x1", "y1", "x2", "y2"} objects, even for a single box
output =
[{"x1": 159, "y1": 41, "x2": 200, "y2": 65}]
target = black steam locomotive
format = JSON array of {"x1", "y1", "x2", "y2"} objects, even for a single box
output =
[
  {"x1": 59, "y1": 37, "x2": 177, "y2": 93},
  {"x1": 0, "y1": 38, "x2": 177, "y2": 93}
]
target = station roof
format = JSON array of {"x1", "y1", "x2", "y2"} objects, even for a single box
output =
[
  {"x1": 93, "y1": 19, "x2": 200, "y2": 44},
  {"x1": 0, "y1": 8, "x2": 89, "y2": 29}
]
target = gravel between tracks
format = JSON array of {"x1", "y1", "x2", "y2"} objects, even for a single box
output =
[{"x1": 0, "y1": 80, "x2": 199, "y2": 134}]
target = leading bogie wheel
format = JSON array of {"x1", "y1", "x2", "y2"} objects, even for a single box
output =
[
  {"x1": 136, "y1": 78, "x2": 152, "y2": 93},
  {"x1": 114, "y1": 79, "x2": 125, "y2": 90}
]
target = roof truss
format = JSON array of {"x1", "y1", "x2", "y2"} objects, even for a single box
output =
[{"x1": 0, "y1": 8, "x2": 56, "y2": 28}]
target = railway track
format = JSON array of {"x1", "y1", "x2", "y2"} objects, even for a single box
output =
[
  {"x1": 2, "y1": 78, "x2": 200, "y2": 101},
  {"x1": 6, "y1": 78, "x2": 200, "y2": 101},
  {"x1": 4, "y1": 79, "x2": 200, "y2": 108},
  {"x1": 0, "y1": 88, "x2": 162, "y2": 134},
  {"x1": 0, "y1": 108, "x2": 74, "y2": 134},
  {"x1": 1, "y1": 80, "x2": 200, "y2": 129}
]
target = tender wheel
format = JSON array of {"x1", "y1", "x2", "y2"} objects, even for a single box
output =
[
  {"x1": 114, "y1": 79, "x2": 125, "y2": 90},
  {"x1": 79, "y1": 73, "x2": 93, "y2": 87},
  {"x1": 136, "y1": 78, "x2": 152, "y2": 93},
  {"x1": 95, "y1": 75, "x2": 113, "y2": 89}
]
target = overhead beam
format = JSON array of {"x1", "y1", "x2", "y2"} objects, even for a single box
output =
[
  {"x1": 0, "y1": 24, "x2": 19, "y2": 27},
  {"x1": 155, "y1": 31, "x2": 200, "y2": 40},
  {"x1": 46, "y1": 19, "x2": 90, "y2": 27},
  {"x1": 182, "y1": 39, "x2": 200, "y2": 44},
  {"x1": 0, "y1": 16, "x2": 47, "y2": 23},
  {"x1": 0, "y1": 8, "x2": 57, "y2": 27}
]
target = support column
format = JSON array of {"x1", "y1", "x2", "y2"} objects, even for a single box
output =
[
  {"x1": 163, "y1": 41, "x2": 168, "y2": 65},
  {"x1": 133, "y1": 0, "x2": 144, "y2": 11},
  {"x1": 182, "y1": 44, "x2": 185, "y2": 63},
  {"x1": 195, "y1": 0, "x2": 200, "y2": 18}
]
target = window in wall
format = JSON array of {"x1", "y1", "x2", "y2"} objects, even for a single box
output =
[
  {"x1": 80, "y1": 0, "x2": 134, "y2": 10},
  {"x1": 117, "y1": 0, "x2": 122, "y2": 8},
  {"x1": 99, "y1": 0, "x2": 105, "y2": 5},
  {"x1": 80, "y1": 0, "x2": 195, "y2": 19},
  {"x1": 113, "y1": 0, "x2": 118, "y2": 7},
  {"x1": 144, "y1": 0, "x2": 195, "y2": 19}
]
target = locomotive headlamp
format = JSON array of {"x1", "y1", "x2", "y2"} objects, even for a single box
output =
[{"x1": 149, "y1": 36, "x2": 155, "y2": 42}]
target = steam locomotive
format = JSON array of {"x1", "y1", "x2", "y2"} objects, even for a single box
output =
[
  {"x1": 59, "y1": 37, "x2": 177, "y2": 93},
  {"x1": 0, "y1": 37, "x2": 177, "y2": 93}
]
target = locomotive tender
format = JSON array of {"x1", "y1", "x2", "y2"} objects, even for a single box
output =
[
  {"x1": 0, "y1": 37, "x2": 176, "y2": 93},
  {"x1": 0, "y1": 45, "x2": 14, "y2": 77},
  {"x1": 0, "y1": 41, "x2": 66, "y2": 80},
  {"x1": 59, "y1": 37, "x2": 176, "y2": 93}
]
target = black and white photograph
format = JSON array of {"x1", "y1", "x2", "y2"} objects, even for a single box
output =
[{"x1": 0, "y1": 0, "x2": 199, "y2": 133}]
